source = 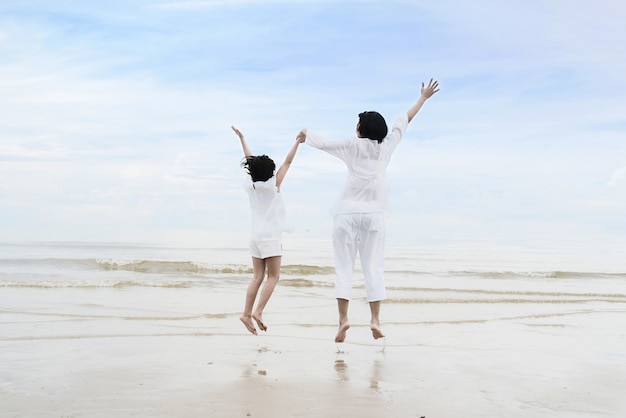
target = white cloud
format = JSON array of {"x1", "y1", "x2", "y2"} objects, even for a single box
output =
[
  {"x1": 0, "y1": 1, "x2": 625, "y2": 251},
  {"x1": 608, "y1": 167, "x2": 626, "y2": 188}
]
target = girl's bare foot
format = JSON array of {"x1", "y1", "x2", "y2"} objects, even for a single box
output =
[
  {"x1": 252, "y1": 313, "x2": 267, "y2": 332},
  {"x1": 370, "y1": 322, "x2": 385, "y2": 339},
  {"x1": 335, "y1": 321, "x2": 350, "y2": 343},
  {"x1": 240, "y1": 315, "x2": 257, "y2": 335}
]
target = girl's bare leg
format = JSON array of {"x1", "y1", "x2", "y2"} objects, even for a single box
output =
[
  {"x1": 240, "y1": 257, "x2": 266, "y2": 335},
  {"x1": 252, "y1": 255, "x2": 281, "y2": 331},
  {"x1": 369, "y1": 301, "x2": 385, "y2": 339},
  {"x1": 335, "y1": 298, "x2": 350, "y2": 343}
]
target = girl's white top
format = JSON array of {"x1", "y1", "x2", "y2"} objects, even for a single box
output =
[
  {"x1": 305, "y1": 114, "x2": 409, "y2": 215},
  {"x1": 244, "y1": 175, "x2": 288, "y2": 240}
]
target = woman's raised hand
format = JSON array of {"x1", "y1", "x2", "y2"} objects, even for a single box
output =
[{"x1": 421, "y1": 79, "x2": 440, "y2": 99}]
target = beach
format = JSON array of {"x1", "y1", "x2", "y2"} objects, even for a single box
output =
[{"x1": 1, "y1": 241, "x2": 625, "y2": 417}]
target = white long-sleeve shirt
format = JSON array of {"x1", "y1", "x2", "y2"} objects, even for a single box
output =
[{"x1": 306, "y1": 114, "x2": 409, "y2": 215}]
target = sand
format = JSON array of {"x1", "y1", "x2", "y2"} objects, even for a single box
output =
[
  {"x1": 2, "y1": 241, "x2": 626, "y2": 418},
  {"x1": 2, "y1": 309, "x2": 625, "y2": 418}
]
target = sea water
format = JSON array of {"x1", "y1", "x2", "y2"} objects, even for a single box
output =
[{"x1": 2, "y1": 239, "x2": 625, "y2": 341}]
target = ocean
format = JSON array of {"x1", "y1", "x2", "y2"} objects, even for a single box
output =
[
  {"x1": 2, "y1": 240, "x2": 625, "y2": 341},
  {"x1": 2, "y1": 240, "x2": 626, "y2": 417}
]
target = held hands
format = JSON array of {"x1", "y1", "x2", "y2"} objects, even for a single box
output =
[
  {"x1": 296, "y1": 129, "x2": 307, "y2": 144},
  {"x1": 421, "y1": 79, "x2": 440, "y2": 99}
]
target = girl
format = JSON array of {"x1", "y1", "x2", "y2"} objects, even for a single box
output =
[{"x1": 231, "y1": 125, "x2": 304, "y2": 335}]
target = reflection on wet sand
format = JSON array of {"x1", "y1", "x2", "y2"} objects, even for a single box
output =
[
  {"x1": 370, "y1": 359, "x2": 383, "y2": 390},
  {"x1": 334, "y1": 358, "x2": 348, "y2": 381}
]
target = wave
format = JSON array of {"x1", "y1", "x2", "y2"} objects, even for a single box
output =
[
  {"x1": 279, "y1": 278, "x2": 334, "y2": 288},
  {"x1": 95, "y1": 259, "x2": 252, "y2": 274},
  {"x1": 0, "y1": 277, "x2": 335, "y2": 290},
  {"x1": 386, "y1": 285, "x2": 626, "y2": 298},
  {"x1": 95, "y1": 260, "x2": 336, "y2": 276},
  {"x1": 389, "y1": 269, "x2": 626, "y2": 280},
  {"x1": 386, "y1": 297, "x2": 626, "y2": 304},
  {"x1": 0, "y1": 279, "x2": 195, "y2": 289},
  {"x1": 0, "y1": 257, "x2": 337, "y2": 276},
  {"x1": 1, "y1": 257, "x2": 626, "y2": 279}
]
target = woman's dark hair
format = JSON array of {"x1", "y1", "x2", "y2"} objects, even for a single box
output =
[
  {"x1": 358, "y1": 111, "x2": 388, "y2": 143},
  {"x1": 241, "y1": 155, "x2": 275, "y2": 182}
]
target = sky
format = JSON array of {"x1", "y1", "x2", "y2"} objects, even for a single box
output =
[{"x1": 1, "y1": 0, "x2": 625, "y2": 259}]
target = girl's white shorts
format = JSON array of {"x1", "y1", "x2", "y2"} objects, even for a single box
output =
[{"x1": 249, "y1": 239, "x2": 282, "y2": 259}]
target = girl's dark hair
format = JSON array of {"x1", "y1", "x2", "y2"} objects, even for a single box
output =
[
  {"x1": 241, "y1": 155, "x2": 275, "y2": 182},
  {"x1": 358, "y1": 111, "x2": 388, "y2": 143}
]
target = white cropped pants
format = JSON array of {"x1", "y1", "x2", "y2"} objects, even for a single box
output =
[{"x1": 332, "y1": 212, "x2": 386, "y2": 302}]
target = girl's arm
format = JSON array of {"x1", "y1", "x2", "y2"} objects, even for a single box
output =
[
  {"x1": 231, "y1": 125, "x2": 252, "y2": 157},
  {"x1": 275, "y1": 133, "x2": 305, "y2": 190},
  {"x1": 407, "y1": 79, "x2": 440, "y2": 123}
]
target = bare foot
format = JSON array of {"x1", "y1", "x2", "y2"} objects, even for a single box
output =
[
  {"x1": 370, "y1": 322, "x2": 385, "y2": 340},
  {"x1": 240, "y1": 315, "x2": 257, "y2": 335},
  {"x1": 252, "y1": 313, "x2": 267, "y2": 332},
  {"x1": 335, "y1": 321, "x2": 350, "y2": 343}
]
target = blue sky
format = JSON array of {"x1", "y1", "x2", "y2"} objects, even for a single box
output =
[{"x1": 1, "y1": 0, "x2": 625, "y2": 258}]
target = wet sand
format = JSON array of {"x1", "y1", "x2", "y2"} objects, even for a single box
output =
[
  {"x1": 2, "y1": 306, "x2": 625, "y2": 417},
  {"x1": 2, "y1": 242, "x2": 626, "y2": 418}
]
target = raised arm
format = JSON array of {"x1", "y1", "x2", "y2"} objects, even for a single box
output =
[
  {"x1": 407, "y1": 79, "x2": 440, "y2": 123},
  {"x1": 231, "y1": 125, "x2": 252, "y2": 157},
  {"x1": 275, "y1": 132, "x2": 306, "y2": 190}
]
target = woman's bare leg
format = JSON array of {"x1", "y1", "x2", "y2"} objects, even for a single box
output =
[
  {"x1": 252, "y1": 255, "x2": 281, "y2": 331},
  {"x1": 335, "y1": 298, "x2": 351, "y2": 343},
  {"x1": 240, "y1": 257, "x2": 266, "y2": 335},
  {"x1": 369, "y1": 300, "x2": 385, "y2": 339}
]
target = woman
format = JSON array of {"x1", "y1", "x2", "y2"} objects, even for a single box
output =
[{"x1": 299, "y1": 79, "x2": 440, "y2": 343}]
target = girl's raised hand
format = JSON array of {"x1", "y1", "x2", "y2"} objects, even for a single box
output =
[{"x1": 231, "y1": 125, "x2": 244, "y2": 139}]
